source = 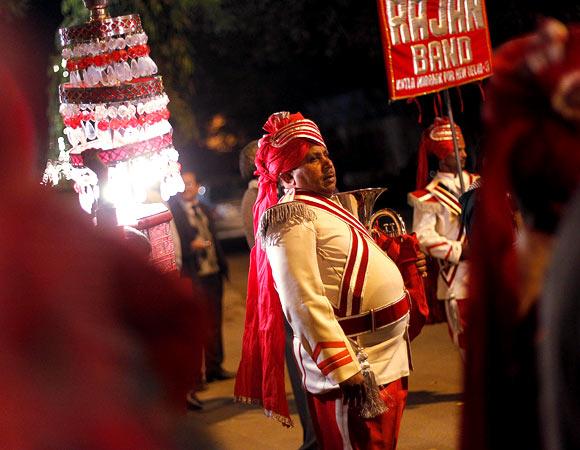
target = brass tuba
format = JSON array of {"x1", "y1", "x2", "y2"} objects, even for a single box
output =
[{"x1": 334, "y1": 187, "x2": 407, "y2": 239}]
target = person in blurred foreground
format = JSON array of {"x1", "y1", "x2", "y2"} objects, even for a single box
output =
[
  {"x1": 235, "y1": 111, "x2": 413, "y2": 449},
  {"x1": 408, "y1": 117, "x2": 479, "y2": 358},
  {"x1": 461, "y1": 19, "x2": 580, "y2": 450},
  {"x1": 0, "y1": 65, "x2": 208, "y2": 448},
  {"x1": 540, "y1": 186, "x2": 580, "y2": 450}
]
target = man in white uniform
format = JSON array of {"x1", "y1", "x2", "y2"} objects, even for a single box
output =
[
  {"x1": 235, "y1": 112, "x2": 411, "y2": 449},
  {"x1": 408, "y1": 117, "x2": 479, "y2": 355}
]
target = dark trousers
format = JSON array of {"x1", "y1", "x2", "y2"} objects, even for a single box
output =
[
  {"x1": 197, "y1": 273, "x2": 225, "y2": 376},
  {"x1": 284, "y1": 318, "x2": 319, "y2": 450}
]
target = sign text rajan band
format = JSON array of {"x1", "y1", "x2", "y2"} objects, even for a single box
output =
[{"x1": 377, "y1": 0, "x2": 493, "y2": 100}]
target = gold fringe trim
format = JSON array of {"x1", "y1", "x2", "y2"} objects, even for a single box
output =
[
  {"x1": 258, "y1": 201, "x2": 316, "y2": 241},
  {"x1": 234, "y1": 395, "x2": 263, "y2": 406},
  {"x1": 264, "y1": 409, "x2": 294, "y2": 428},
  {"x1": 234, "y1": 396, "x2": 295, "y2": 428}
]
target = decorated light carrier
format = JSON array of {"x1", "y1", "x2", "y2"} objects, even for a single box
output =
[{"x1": 44, "y1": 0, "x2": 183, "y2": 273}]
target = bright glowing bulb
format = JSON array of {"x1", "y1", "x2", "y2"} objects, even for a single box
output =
[{"x1": 53, "y1": 65, "x2": 60, "y2": 73}]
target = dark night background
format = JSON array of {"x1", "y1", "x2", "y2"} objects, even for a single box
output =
[{"x1": 8, "y1": 1, "x2": 580, "y2": 216}]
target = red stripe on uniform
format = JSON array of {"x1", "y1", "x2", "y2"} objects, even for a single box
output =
[
  {"x1": 426, "y1": 242, "x2": 446, "y2": 251},
  {"x1": 312, "y1": 341, "x2": 347, "y2": 362},
  {"x1": 307, "y1": 193, "x2": 362, "y2": 223},
  {"x1": 298, "y1": 342, "x2": 307, "y2": 388},
  {"x1": 337, "y1": 228, "x2": 358, "y2": 317},
  {"x1": 447, "y1": 264, "x2": 459, "y2": 286},
  {"x1": 321, "y1": 355, "x2": 354, "y2": 376},
  {"x1": 432, "y1": 186, "x2": 461, "y2": 214},
  {"x1": 300, "y1": 198, "x2": 367, "y2": 235},
  {"x1": 350, "y1": 231, "x2": 369, "y2": 315},
  {"x1": 317, "y1": 349, "x2": 351, "y2": 371},
  {"x1": 312, "y1": 195, "x2": 369, "y2": 234},
  {"x1": 444, "y1": 246, "x2": 452, "y2": 261},
  {"x1": 295, "y1": 196, "x2": 369, "y2": 237}
]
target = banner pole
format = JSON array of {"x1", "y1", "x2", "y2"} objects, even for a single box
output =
[{"x1": 443, "y1": 89, "x2": 466, "y2": 193}]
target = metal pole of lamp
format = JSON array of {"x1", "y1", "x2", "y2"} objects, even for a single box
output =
[{"x1": 83, "y1": 0, "x2": 111, "y2": 21}]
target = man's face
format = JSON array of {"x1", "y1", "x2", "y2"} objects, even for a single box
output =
[
  {"x1": 440, "y1": 146, "x2": 467, "y2": 172},
  {"x1": 283, "y1": 145, "x2": 337, "y2": 196},
  {"x1": 181, "y1": 172, "x2": 199, "y2": 202}
]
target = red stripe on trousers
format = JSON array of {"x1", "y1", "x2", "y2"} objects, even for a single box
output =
[{"x1": 307, "y1": 377, "x2": 408, "y2": 450}]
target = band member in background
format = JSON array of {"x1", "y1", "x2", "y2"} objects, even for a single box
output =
[
  {"x1": 235, "y1": 112, "x2": 412, "y2": 449},
  {"x1": 408, "y1": 117, "x2": 479, "y2": 357}
]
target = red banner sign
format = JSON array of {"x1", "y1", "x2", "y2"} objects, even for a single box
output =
[{"x1": 377, "y1": 0, "x2": 493, "y2": 100}]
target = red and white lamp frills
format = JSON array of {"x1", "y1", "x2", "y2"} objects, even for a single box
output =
[{"x1": 43, "y1": 0, "x2": 184, "y2": 224}]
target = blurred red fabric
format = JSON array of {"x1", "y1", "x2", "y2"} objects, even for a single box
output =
[{"x1": 0, "y1": 51, "x2": 204, "y2": 450}]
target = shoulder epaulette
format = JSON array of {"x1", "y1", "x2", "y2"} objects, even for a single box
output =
[
  {"x1": 428, "y1": 181, "x2": 462, "y2": 215},
  {"x1": 258, "y1": 201, "x2": 316, "y2": 242},
  {"x1": 466, "y1": 173, "x2": 481, "y2": 191},
  {"x1": 408, "y1": 187, "x2": 443, "y2": 213}
]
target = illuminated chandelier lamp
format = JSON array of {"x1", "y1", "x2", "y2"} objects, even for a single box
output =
[{"x1": 44, "y1": 0, "x2": 184, "y2": 272}]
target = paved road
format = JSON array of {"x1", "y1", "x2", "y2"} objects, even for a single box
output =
[{"x1": 184, "y1": 248, "x2": 462, "y2": 450}]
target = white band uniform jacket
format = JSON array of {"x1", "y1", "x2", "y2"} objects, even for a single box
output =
[
  {"x1": 262, "y1": 189, "x2": 411, "y2": 395},
  {"x1": 408, "y1": 171, "x2": 479, "y2": 300}
]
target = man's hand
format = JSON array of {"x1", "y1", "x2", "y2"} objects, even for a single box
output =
[
  {"x1": 415, "y1": 250, "x2": 428, "y2": 277},
  {"x1": 339, "y1": 372, "x2": 367, "y2": 409},
  {"x1": 190, "y1": 237, "x2": 211, "y2": 251}
]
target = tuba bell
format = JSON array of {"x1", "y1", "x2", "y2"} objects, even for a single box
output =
[{"x1": 334, "y1": 187, "x2": 407, "y2": 240}]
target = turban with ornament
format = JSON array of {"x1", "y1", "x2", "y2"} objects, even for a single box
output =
[
  {"x1": 416, "y1": 116, "x2": 465, "y2": 189},
  {"x1": 253, "y1": 111, "x2": 326, "y2": 235}
]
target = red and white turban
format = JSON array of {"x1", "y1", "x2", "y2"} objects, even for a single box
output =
[
  {"x1": 416, "y1": 116, "x2": 465, "y2": 189},
  {"x1": 253, "y1": 111, "x2": 326, "y2": 235},
  {"x1": 235, "y1": 112, "x2": 326, "y2": 426}
]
